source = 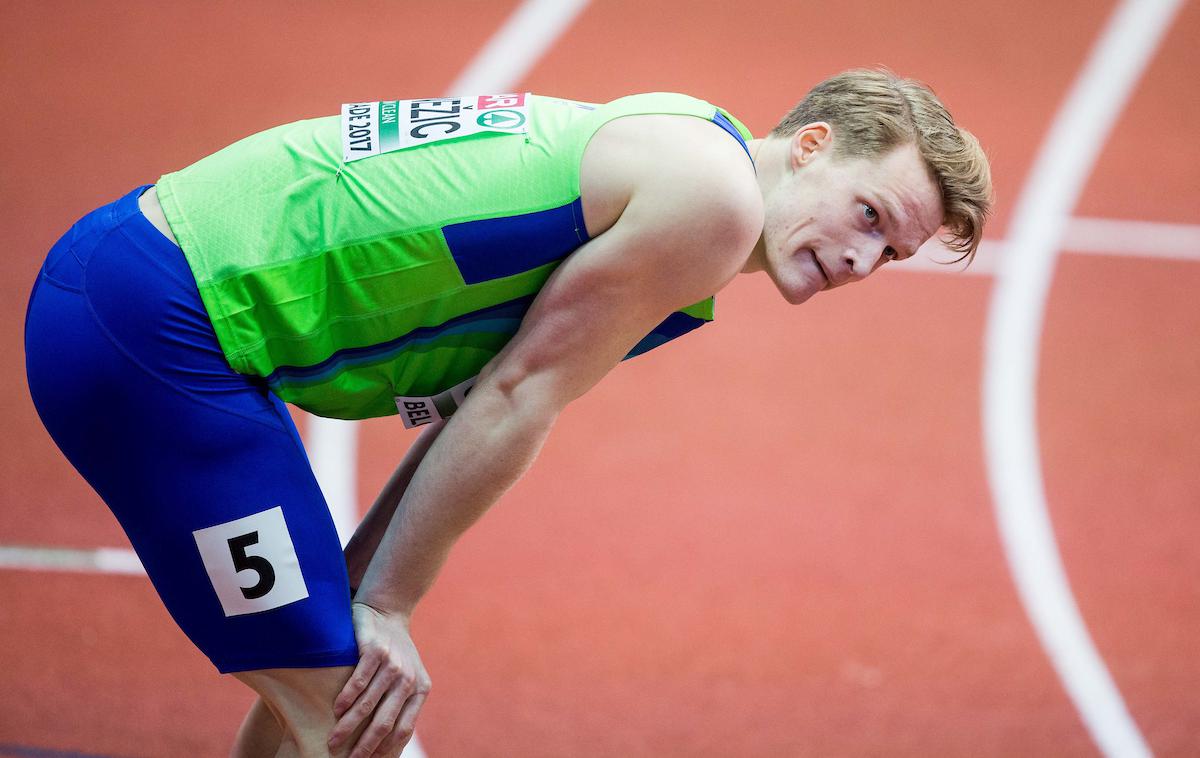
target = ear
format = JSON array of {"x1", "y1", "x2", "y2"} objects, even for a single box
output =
[{"x1": 790, "y1": 122, "x2": 833, "y2": 169}]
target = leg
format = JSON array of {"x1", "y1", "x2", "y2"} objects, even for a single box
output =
[
  {"x1": 235, "y1": 666, "x2": 365, "y2": 758},
  {"x1": 234, "y1": 417, "x2": 446, "y2": 758},
  {"x1": 24, "y1": 188, "x2": 359, "y2": 750},
  {"x1": 232, "y1": 696, "x2": 284, "y2": 758}
]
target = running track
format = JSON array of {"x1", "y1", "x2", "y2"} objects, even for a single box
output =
[{"x1": 1, "y1": 1, "x2": 1197, "y2": 755}]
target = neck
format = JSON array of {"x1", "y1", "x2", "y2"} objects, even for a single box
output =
[{"x1": 740, "y1": 137, "x2": 773, "y2": 274}]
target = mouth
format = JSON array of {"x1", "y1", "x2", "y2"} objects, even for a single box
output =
[{"x1": 807, "y1": 249, "x2": 831, "y2": 289}]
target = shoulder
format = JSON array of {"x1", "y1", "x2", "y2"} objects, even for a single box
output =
[
  {"x1": 579, "y1": 111, "x2": 762, "y2": 249},
  {"x1": 570, "y1": 113, "x2": 762, "y2": 311}
]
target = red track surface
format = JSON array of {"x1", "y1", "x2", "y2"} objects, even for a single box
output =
[{"x1": 2, "y1": 1, "x2": 1197, "y2": 755}]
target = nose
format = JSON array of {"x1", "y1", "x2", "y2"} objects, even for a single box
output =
[{"x1": 841, "y1": 245, "x2": 885, "y2": 280}]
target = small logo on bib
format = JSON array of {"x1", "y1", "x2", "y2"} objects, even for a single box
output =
[{"x1": 477, "y1": 109, "x2": 525, "y2": 129}]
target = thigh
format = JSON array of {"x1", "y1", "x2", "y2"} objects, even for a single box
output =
[{"x1": 24, "y1": 187, "x2": 359, "y2": 673}]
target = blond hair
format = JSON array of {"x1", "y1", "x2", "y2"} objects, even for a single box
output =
[{"x1": 771, "y1": 68, "x2": 992, "y2": 264}]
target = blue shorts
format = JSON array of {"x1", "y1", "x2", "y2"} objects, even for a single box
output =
[{"x1": 24, "y1": 185, "x2": 360, "y2": 673}]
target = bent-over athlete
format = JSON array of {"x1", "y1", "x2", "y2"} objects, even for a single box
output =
[{"x1": 24, "y1": 69, "x2": 992, "y2": 756}]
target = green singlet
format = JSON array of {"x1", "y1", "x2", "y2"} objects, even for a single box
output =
[{"x1": 156, "y1": 92, "x2": 754, "y2": 422}]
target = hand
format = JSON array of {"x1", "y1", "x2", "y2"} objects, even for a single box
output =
[{"x1": 329, "y1": 602, "x2": 432, "y2": 757}]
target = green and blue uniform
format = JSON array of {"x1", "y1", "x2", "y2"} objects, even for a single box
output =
[
  {"x1": 24, "y1": 92, "x2": 753, "y2": 672},
  {"x1": 157, "y1": 92, "x2": 753, "y2": 420}
]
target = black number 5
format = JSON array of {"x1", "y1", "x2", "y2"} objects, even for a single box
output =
[{"x1": 227, "y1": 531, "x2": 276, "y2": 600}]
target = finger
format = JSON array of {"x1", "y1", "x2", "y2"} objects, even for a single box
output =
[
  {"x1": 334, "y1": 650, "x2": 382, "y2": 718},
  {"x1": 330, "y1": 656, "x2": 397, "y2": 749},
  {"x1": 373, "y1": 690, "x2": 428, "y2": 757},
  {"x1": 349, "y1": 685, "x2": 408, "y2": 758}
]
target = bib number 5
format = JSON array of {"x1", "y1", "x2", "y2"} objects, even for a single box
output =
[
  {"x1": 227, "y1": 531, "x2": 276, "y2": 600},
  {"x1": 193, "y1": 506, "x2": 309, "y2": 616}
]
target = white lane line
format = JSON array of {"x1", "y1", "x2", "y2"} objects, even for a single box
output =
[
  {"x1": 0, "y1": 545, "x2": 144, "y2": 575},
  {"x1": 981, "y1": 1, "x2": 1184, "y2": 757},
  {"x1": 305, "y1": 415, "x2": 360, "y2": 547},
  {"x1": 443, "y1": 0, "x2": 592, "y2": 95},
  {"x1": 898, "y1": 218, "x2": 1200, "y2": 276},
  {"x1": 1064, "y1": 217, "x2": 1200, "y2": 260},
  {"x1": 305, "y1": 2, "x2": 592, "y2": 756}
]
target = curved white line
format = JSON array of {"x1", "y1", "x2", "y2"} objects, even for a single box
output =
[{"x1": 982, "y1": 1, "x2": 1184, "y2": 756}]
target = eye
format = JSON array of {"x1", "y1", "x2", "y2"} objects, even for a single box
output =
[
  {"x1": 883, "y1": 246, "x2": 898, "y2": 260},
  {"x1": 862, "y1": 203, "x2": 879, "y2": 223}
]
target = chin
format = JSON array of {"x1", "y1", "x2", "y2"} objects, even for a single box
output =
[
  {"x1": 770, "y1": 251, "x2": 823, "y2": 304},
  {"x1": 779, "y1": 280, "x2": 819, "y2": 305}
]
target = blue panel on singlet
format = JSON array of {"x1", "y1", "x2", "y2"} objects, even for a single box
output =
[
  {"x1": 625, "y1": 310, "x2": 709, "y2": 359},
  {"x1": 711, "y1": 111, "x2": 752, "y2": 161},
  {"x1": 263, "y1": 297, "x2": 535, "y2": 388},
  {"x1": 442, "y1": 197, "x2": 590, "y2": 285}
]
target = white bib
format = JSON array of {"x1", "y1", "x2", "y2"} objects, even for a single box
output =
[
  {"x1": 394, "y1": 375, "x2": 478, "y2": 429},
  {"x1": 341, "y1": 93, "x2": 531, "y2": 163}
]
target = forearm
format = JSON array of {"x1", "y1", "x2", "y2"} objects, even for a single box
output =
[
  {"x1": 343, "y1": 420, "x2": 446, "y2": 590},
  {"x1": 355, "y1": 382, "x2": 558, "y2": 618}
]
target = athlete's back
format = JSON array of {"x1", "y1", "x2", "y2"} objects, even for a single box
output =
[{"x1": 154, "y1": 92, "x2": 755, "y2": 419}]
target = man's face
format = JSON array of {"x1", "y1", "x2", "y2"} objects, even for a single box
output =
[{"x1": 759, "y1": 130, "x2": 944, "y2": 304}]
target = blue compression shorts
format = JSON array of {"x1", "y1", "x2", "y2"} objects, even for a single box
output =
[{"x1": 24, "y1": 185, "x2": 360, "y2": 673}]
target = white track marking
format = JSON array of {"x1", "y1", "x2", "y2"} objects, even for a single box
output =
[
  {"x1": 0, "y1": 545, "x2": 144, "y2": 575},
  {"x1": 898, "y1": 218, "x2": 1200, "y2": 276},
  {"x1": 305, "y1": 415, "x2": 360, "y2": 547},
  {"x1": 444, "y1": 0, "x2": 592, "y2": 95},
  {"x1": 1063, "y1": 217, "x2": 1200, "y2": 260},
  {"x1": 981, "y1": 1, "x2": 1184, "y2": 757}
]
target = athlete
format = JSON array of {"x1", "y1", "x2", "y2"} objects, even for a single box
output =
[{"x1": 24, "y1": 69, "x2": 991, "y2": 756}]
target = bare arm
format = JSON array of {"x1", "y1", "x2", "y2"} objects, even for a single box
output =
[
  {"x1": 342, "y1": 420, "x2": 446, "y2": 592},
  {"x1": 329, "y1": 116, "x2": 762, "y2": 756},
  {"x1": 354, "y1": 122, "x2": 762, "y2": 619}
]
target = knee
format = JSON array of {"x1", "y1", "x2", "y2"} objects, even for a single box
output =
[{"x1": 235, "y1": 666, "x2": 356, "y2": 756}]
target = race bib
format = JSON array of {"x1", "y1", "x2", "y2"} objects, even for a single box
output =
[
  {"x1": 342, "y1": 93, "x2": 530, "y2": 163},
  {"x1": 193, "y1": 506, "x2": 309, "y2": 617},
  {"x1": 394, "y1": 376, "x2": 477, "y2": 429}
]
